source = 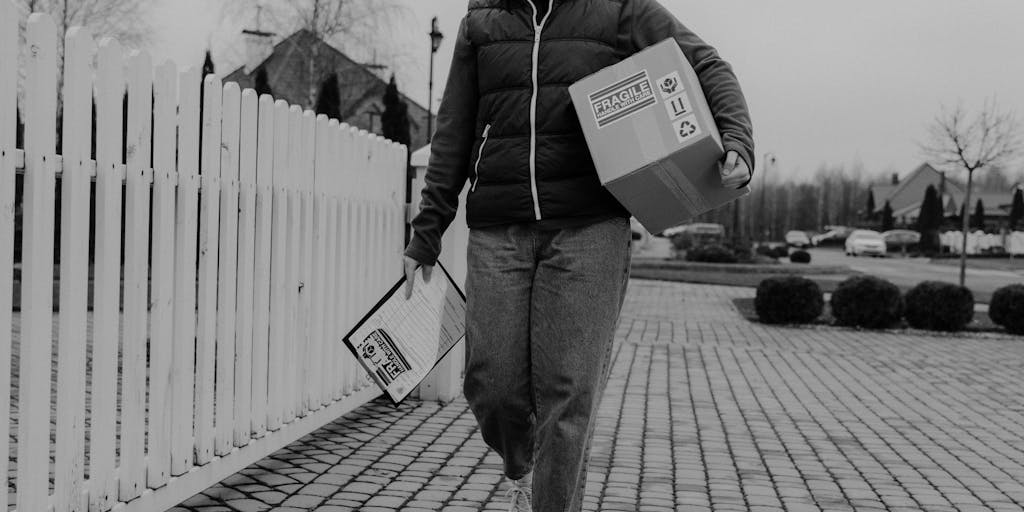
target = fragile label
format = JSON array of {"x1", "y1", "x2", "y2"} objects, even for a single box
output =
[
  {"x1": 664, "y1": 93, "x2": 694, "y2": 120},
  {"x1": 656, "y1": 71, "x2": 683, "y2": 99},
  {"x1": 589, "y1": 71, "x2": 657, "y2": 128},
  {"x1": 673, "y1": 115, "x2": 702, "y2": 143}
]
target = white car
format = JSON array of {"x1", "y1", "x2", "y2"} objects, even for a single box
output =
[
  {"x1": 845, "y1": 230, "x2": 887, "y2": 257},
  {"x1": 785, "y1": 230, "x2": 811, "y2": 248}
]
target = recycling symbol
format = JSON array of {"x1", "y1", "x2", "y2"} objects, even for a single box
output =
[{"x1": 678, "y1": 120, "x2": 697, "y2": 138}]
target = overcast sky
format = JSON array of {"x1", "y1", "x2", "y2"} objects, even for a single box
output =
[{"x1": 148, "y1": 0, "x2": 1024, "y2": 183}]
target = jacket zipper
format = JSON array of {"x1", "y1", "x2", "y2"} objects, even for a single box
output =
[
  {"x1": 471, "y1": 123, "x2": 491, "y2": 192},
  {"x1": 526, "y1": 0, "x2": 554, "y2": 220}
]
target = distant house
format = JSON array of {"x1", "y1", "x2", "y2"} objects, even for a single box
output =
[
  {"x1": 869, "y1": 163, "x2": 1021, "y2": 230},
  {"x1": 224, "y1": 29, "x2": 430, "y2": 151}
]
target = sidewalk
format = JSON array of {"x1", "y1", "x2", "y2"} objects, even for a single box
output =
[{"x1": 174, "y1": 280, "x2": 1024, "y2": 512}]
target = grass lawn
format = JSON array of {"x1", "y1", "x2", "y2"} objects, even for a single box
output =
[
  {"x1": 731, "y1": 297, "x2": 1013, "y2": 335},
  {"x1": 928, "y1": 256, "x2": 1024, "y2": 272}
]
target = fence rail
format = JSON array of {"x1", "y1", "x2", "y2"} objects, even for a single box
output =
[{"x1": 1, "y1": 3, "x2": 406, "y2": 511}]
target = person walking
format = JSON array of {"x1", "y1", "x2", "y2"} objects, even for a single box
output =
[{"x1": 403, "y1": 1, "x2": 754, "y2": 510}]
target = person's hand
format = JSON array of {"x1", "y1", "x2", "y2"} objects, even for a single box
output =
[
  {"x1": 403, "y1": 256, "x2": 433, "y2": 300},
  {"x1": 720, "y1": 151, "x2": 751, "y2": 189}
]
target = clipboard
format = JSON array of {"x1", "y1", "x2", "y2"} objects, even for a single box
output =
[{"x1": 342, "y1": 262, "x2": 467, "y2": 405}]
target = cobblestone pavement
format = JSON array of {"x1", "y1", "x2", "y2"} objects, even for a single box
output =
[{"x1": 174, "y1": 280, "x2": 1024, "y2": 512}]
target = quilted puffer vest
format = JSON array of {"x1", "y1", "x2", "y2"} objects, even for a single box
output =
[{"x1": 462, "y1": 0, "x2": 630, "y2": 226}]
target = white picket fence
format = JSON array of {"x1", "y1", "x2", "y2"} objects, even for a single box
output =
[
  {"x1": 1, "y1": 5, "x2": 410, "y2": 511},
  {"x1": 940, "y1": 231, "x2": 1024, "y2": 255}
]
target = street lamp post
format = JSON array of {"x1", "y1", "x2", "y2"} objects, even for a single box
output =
[
  {"x1": 427, "y1": 17, "x2": 444, "y2": 143},
  {"x1": 762, "y1": 153, "x2": 775, "y2": 241}
]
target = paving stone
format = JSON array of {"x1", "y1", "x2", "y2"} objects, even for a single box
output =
[{"x1": 168, "y1": 281, "x2": 1024, "y2": 512}]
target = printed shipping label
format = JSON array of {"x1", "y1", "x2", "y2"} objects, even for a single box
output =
[
  {"x1": 589, "y1": 71, "x2": 658, "y2": 128},
  {"x1": 673, "y1": 115, "x2": 703, "y2": 144},
  {"x1": 656, "y1": 71, "x2": 684, "y2": 99},
  {"x1": 664, "y1": 93, "x2": 694, "y2": 120}
]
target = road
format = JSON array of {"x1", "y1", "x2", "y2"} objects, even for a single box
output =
[{"x1": 807, "y1": 247, "x2": 1024, "y2": 302}]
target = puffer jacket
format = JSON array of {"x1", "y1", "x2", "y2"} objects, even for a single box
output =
[{"x1": 406, "y1": 0, "x2": 754, "y2": 265}]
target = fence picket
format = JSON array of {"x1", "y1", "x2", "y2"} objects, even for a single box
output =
[
  {"x1": 195, "y1": 74, "x2": 223, "y2": 464},
  {"x1": 16, "y1": 14, "x2": 58, "y2": 512},
  {"x1": 119, "y1": 49, "x2": 155, "y2": 502},
  {"x1": 310, "y1": 115, "x2": 329, "y2": 410},
  {"x1": 321, "y1": 121, "x2": 340, "y2": 404},
  {"x1": 170, "y1": 64, "x2": 201, "y2": 477},
  {"x1": 54, "y1": 26, "x2": 95, "y2": 512},
  {"x1": 234, "y1": 89, "x2": 259, "y2": 446},
  {"x1": 267, "y1": 99, "x2": 290, "y2": 431},
  {"x1": 145, "y1": 59, "x2": 179, "y2": 490},
  {"x1": 297, "y1": 111, "x2": 316, "y2": 415},
  {"x1": 88, "y1": 37, "x2": 125, "y2": 511},
  {"x1": 283, "y1": 105, "x2": 302, "y2": 424},
  {"x1": 215, "y1": 83, "x2": 241, "y2": 456},
  {"x1": 0, "y1": 3, "x2": 16, "y2": 507},
  {"x1": 251, "y1": 95, "x2": 276, "y2": 437}
]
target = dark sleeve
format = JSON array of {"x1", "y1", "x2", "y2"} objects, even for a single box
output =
[
  {"x1": 404, "y1": 16, "x2": 478, "y2": 265},
  {"x1": 624, "y1": 0, "x2": 755, "y2": 185}
]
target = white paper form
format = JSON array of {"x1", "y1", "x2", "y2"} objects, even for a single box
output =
[{"x1": 342, "y1": 263, "x2": 466, "y2": 404}]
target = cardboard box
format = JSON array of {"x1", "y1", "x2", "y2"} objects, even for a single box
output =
[{"x1": 569, "y1": 38, "x2": 749, "y2": 234}]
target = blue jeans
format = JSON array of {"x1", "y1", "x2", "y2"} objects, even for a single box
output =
[{"x1": 463, "y1": 216, "x2": 632, "y2": 512}]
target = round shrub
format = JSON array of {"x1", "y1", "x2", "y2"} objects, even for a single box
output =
[
  {"x1": 770, "y1": 246, "x2": 790, "y2": 259},
  {"x1": 756, "y1": 245, "x2": 774, "y2": 257},
  {"x1": 904, "y1": 281, "x2": 974, "y2": 332},
  {"x1": 755, "y1": 277, "x2": 824, "y2": 324},
  {"x1": 989, "y1": 284, "x2": 1024, "y2": 335},
  {"x1": 830, "y1": 275, "x2": 904, "y2": 329},
  {"x1": 686, "y1": 245, "x2": 738, "y2": 264},
  {"x1": 789, "y1": 250, "x2": 811, "y2": 264}
]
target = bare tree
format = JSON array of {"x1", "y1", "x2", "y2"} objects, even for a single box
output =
[
  {"x1": 922, "y1": 98, "x2": 1022, "y2": 286},
  {"x1": 13, "y1": 0, "x2": 151, "y2": 149},
  {"x1": 224, "y1": 0, "x2": 410, "y2": 108}
]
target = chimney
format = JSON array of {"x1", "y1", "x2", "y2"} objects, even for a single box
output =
[{"x1": 243, "y1": 29, "x2": 275, "y2": 74}]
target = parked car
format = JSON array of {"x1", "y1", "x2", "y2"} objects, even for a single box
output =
[
  {"x1": 845, "y1": 229, "x2": 887, "y2": 256},
  {"x1": 811, "y1": 226, "x2": 853, "y2": 247},
  {"x1": 785, "y1": 230, "x2": 811, "y2": 248},
  {"x1": 882, "y1": 229, "x2": 921, "y2": 249}
]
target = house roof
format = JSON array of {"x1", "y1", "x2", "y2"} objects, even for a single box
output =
[
  {"x1": 225, "y1": 29, "x2": 429, "y2": 117},
  {"x1": 871, "y1": 163, "x2": 1020, "y2": 219}
]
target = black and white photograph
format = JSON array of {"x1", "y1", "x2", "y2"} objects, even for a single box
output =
[{"x1": 1, "y1": 1, "x2": 1022, "y2": 511}]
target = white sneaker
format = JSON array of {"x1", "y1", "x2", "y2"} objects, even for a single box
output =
[{"x1": 505, "y1": 470, "x2": 533, "y2": 512}]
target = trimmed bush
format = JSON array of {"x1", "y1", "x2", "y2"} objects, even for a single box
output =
[
  {"x1": 756, "y1": 245, "x2": 774, "y2": 257},
  {"x1": 770, "y1": 246, "x2": 789, "y2": 258},
  {"x1": 989, "y1": 284, "x2": 1024, "y2": 335},
  {"x1": 755, "y1": 277, "x2": 824, "y2": 324},
  {"x1": 904, "y1": 281, "x2": 974, "y2": 332},
  {"x1": 830, "y1": 276, "x2": 904, "y2": 329},
  {"x1": 789, "y1": 250, "x2": 811, "y2": 264},
  {"x1": 685, "y1": 245, "x2": 738, "y2": 263}
]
